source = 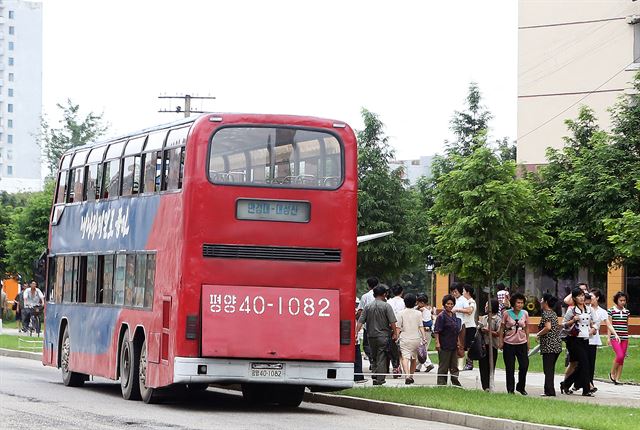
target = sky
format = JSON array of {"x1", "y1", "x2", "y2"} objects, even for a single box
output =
[{"x1": 40, "y1": 0, "x2": 517, "y2": 160}]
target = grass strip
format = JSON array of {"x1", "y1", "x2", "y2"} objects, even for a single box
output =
[
  {"x1": 339, "y1": 386, "x2": 638, "y2": 430},
  {"x1": 0, "y1": 334, "x2": 43, "y2": 351}
]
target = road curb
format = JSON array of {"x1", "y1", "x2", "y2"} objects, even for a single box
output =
[
  {"x1": 304, "y1": 392, "x2": 577, "y2": 430},
  {"x1": 0, "y1": 348, "x2": 41, "y2": 361}
]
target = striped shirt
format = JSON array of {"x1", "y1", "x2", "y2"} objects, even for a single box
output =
[{"x1": 608, "y1": 306, "x2": 630, "y2": 340}]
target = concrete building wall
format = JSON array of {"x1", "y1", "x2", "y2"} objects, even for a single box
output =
[
  {"x1": 389, "y1": 155, "x2": 433, "y2": 186},
  {"x1": 0, "y1": 0, "x2": 43, "y2": 192},
  {"x1": 517, "y1": 0, "x2": 638, "y2": 166}
]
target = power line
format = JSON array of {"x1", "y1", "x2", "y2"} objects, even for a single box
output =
[
  {"x1": 518, "y1": 88, "x2": 626, "y2": 98},
  {"x1": 158, "y1": 94, "x2": 216, "y2": 117},
  {"x1": 519, "y1": 16, "x2": 625, "y2": 30},
  {"x1": 517, "y1": 62, "x2": 635, "y2": 141}
]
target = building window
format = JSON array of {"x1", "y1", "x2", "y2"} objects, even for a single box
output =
[
  {"x1": 7, "y1": 104, "x2": 13, "y2": 113},
  {"x1": 7, "y1": 165, "x2": 13, "y2": 175},
  {"x1": 8, "y1": 57, "x2": 13, "y2": 66},
  {"x1": 8, "y1": 73, "x2": 14, "y2": 82},
  {"x1": 7, "y1": 135, "x2": 13, "y2": 144},
  {"x1": 8, "y1": 26, "x2": 14, "y2": 35},
  {"x1": 8, "y1": 119, "x2": 12, "y2": 128},
  {"x1": 8, "y1": 88, "x2": 13, "y2": 97},
  {"x1": 8, "y1": 10, "x2": 14, "y2": 19},
  {"x1": 8, "y1": 41, "x2": 14, "y2": 51},
  {"x1": 7, "y1": 149, "x2": 12, "y2": 160}
]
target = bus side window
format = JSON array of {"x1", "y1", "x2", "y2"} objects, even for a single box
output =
[
  {"x1": 63, "y1": 256, "x2": 74, "y2": 302},
  {"x1": 101, "y1": 162, "x2": 111, "y2": 199},
  {"x1": 76, "y1": 256, "x2": 87, "y2": 302},
  {"x1": 55, "y1": 256, "x2": 64, "y2": 303},
  {"x1": 143, "y1": 151, "x2": 161, "y2": 193},
  {"x1": 46, "y1": 257, "x2": 56, "y2": 302},
  {"x1": 86, "y1": 165, "x2": 102, "y2": 202},
  {"x1": 145, "y1": 254, "x2": 155, "y2": 308},
  {"x1": 124, "y1": 254, "x2": 135, "y2": 306},
  {"x1": 98, "y1": 255, "x2": 114, "y2": 305},
  {"x1": 113, "y1": 254, "x2": 126, "y2": 305},
  {"x1": 74, "y1": 167, "x2": 85, "y2": 202},
  {"x1": 86, "y1": 255, "x2": 97, "y2": 304},
  {"x1": 165, "y1": 147, "x2": 184, "y2": 191},
  {"x1": 55, "y1": 171, "x2": 68, "y2": 204},
  {"x1": 121, "y1": 156, "x2": 142, "y2": 196},
  {"x1": 66, "y1": 169, "x2": 76, "y2": 203},
  {"x1": 134, "y1": 254, "x2": 147, "y2": 308}
]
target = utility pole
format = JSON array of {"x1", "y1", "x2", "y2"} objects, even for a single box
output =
[{"x1": 158, "y1": 94, "x2": 216, "y2": 117}]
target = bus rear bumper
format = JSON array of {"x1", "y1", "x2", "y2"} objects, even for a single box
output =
[{"x1": 173, "y1": 357, "x2": 354, "y2": 389}]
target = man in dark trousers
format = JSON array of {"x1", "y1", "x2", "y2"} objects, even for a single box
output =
[{"x1": 355, "y1": 285, "x2": 398, "y2": 385}]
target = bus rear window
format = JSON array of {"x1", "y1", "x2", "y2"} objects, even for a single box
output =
[{"x1": 209, "y1": 127, "x2": 342, "y2": 189}]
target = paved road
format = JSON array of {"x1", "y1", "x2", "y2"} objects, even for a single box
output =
[{"x1": 0, "y1": 356, "x2": 470, "y2": 430}]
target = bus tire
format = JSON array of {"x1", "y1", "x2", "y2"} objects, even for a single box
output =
[
  {"x1": 139, "y1": 339, "x2": 158, "y2": 404},
  {"x1": 274, "y1": 384, "x2": 304, "y2": 407},
  {"x1": 120, "y1": 332, "x2": 141, "y2": 400},
  {"x1": 61, "y1": 327, "x2": 86, "y2": 387}
]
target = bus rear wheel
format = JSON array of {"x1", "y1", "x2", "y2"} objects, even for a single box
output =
[
  {"x1": 120, "y1": 331, "x2": 141, "y2": 401},
  {"x1": 61, "y1": 327, "x2": 86, "y2": 387},
  {"x1": 273, "y1": 384, "x2": 305, "y2": 407},
  {"x1": 139, "y1": 339, "x2": 159, "y2": 404}
]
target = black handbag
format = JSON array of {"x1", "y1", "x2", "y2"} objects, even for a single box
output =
[{"x1": 467, "y1": 330, "x2": 486, "y2": 360}]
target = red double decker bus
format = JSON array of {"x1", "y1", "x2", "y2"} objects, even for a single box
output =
[{"x1": 43, "y1": 113, "x2": 358, "y2": 405}]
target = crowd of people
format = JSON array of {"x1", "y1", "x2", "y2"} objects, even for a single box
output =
[
  {"x1": 0, "y1": 280, "x2": 44, "y2": 334},
  {"x1": 355, "y1": 278, "x2": 632, "y2": 397}
]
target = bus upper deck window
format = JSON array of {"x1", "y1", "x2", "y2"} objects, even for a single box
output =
[{"x1": 209, "y1": 127, "x2": 343, "y2": 189}]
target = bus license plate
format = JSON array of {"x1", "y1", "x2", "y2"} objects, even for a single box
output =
[{"x1": 250, "y1": 363, "x2": 284, "y2": 379}]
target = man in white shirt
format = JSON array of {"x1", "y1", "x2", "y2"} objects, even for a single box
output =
[
  {"x1": 22, "y1": 280, "x2": 44, "y2": 334},
  {"x1": 388, "y1": 285, "x2": 406, "y2": 317},
  {"x1": 450, "y1": 283, "x2": 468, "y2": 325}
]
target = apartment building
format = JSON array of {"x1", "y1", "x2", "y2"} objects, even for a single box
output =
[
  {"x1": 0, "y1": 0, "x2": 42, "y2": 193},
  {"x1": 389, "y1": 155, "x2": 434, "y2": 186}
]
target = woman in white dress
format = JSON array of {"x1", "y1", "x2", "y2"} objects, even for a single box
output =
[{"x1": 395, "y1": 293, "x2": 427, "y2": 384}]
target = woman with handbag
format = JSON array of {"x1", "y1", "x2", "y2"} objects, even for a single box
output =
[
  {"x1": 434, "y1": 294, "x2": 464, "y2": 387},
  {"x1": 498, "y1": 292, "x2": 530, "y2": 395},
  {"x1": 535, "y1": 294, "x2": 562, "y2": 396},
  {"x1": 395, "y1": 294, "x2": 427, "y2": 384},
  {"x1": 560, "y1": 287, "x2": 596, "y2": 396},
  {"x1": 478, "y1": 299, "x2": 500, "y2": 391},
  {"x1": 416, "y1": 294, "x2": 435, "y2": 372}
]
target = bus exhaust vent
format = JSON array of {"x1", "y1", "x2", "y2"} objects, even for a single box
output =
[{"x1": 203, "y1": 244, "x2": 341, "y2": 262}]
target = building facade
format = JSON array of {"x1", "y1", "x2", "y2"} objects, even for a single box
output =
[
  {"x1": 517, "y1": 0, "x2": 640, "y2": 325},
  {"x1": 389, "y1": 155, "x2": 434, "y2": 186},
  {"x1": 0, "y1": 0, "x2": 42, "y2": 193},
  {"x1": 518, "y1": 0, "x2": 638, "y2": 168}
]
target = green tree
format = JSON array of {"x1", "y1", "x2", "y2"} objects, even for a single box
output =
[
  {"x1": 428, "y1": 145, "x2": 551, "y2": 289},
  {"x1": 357, "y1": 108, "x2": 421, "y2": 279},
  {"x1": 39, "y1": 99, "x2": 108, "y2": 176},
  {"x1": 3, "y1": 181, "x2": 55, "y2": 279},
  {"x1": 0, "y1": 192, "x2": 28, "y2": 276},
  {"x1": 446, "y1": 82, "x2": 493, "y2": 157},
  {"x1": 536, "y1": 104, "x2": 640, "y2": 279}
]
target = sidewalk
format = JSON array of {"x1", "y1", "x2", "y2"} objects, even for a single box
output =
[{"x1": 356, "y1": 355, "x2": 639, "y2": 408}]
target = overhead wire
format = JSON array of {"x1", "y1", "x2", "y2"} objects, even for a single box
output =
[{"x1": 517, "y1": 60, "x2": 636, "y2": 141}]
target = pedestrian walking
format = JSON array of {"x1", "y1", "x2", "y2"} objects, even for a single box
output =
[
  {"x1": 388, "y1": 284, "x2": 405, "y2": 378},
  {"x1": 396, "y1": 294, "x2": 426, "y2": 384},
  {"x1": 356, "y1": 277, "x2": 379, "y2": 363},
  {"x1": 587, "y1": 289, "x2": 617, "y2": 392},
  {"x1": 355, "y1": 285, "x2": 398, "y2": 385},
  {"x1": 478, "y1": 299, "x2": 500, "y2": 391},
  {"x1": 535, "y1": 294, "x2": 562, "y2": 396},
  {"x1": 496, "y1": 283, "x2": 510, "y2": 318},
  {"x1": 434, "y1": 294, "x2": 464, "y2": 387},
  {"x1": 560, "y1": 287, "x2": 595, "y2": 397},
  {"x1": 461, "y1": 285, "x2": 477, "y2": 370},
  {"x1": 499, "y1": 292, "x2": 530, "y2": 395},
  {"x1": 416, "y1": 294, "x2": 435, "y2": 373},
  {"x1": 608, "y1": 291, "x2": 629, "y2": 385}
]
